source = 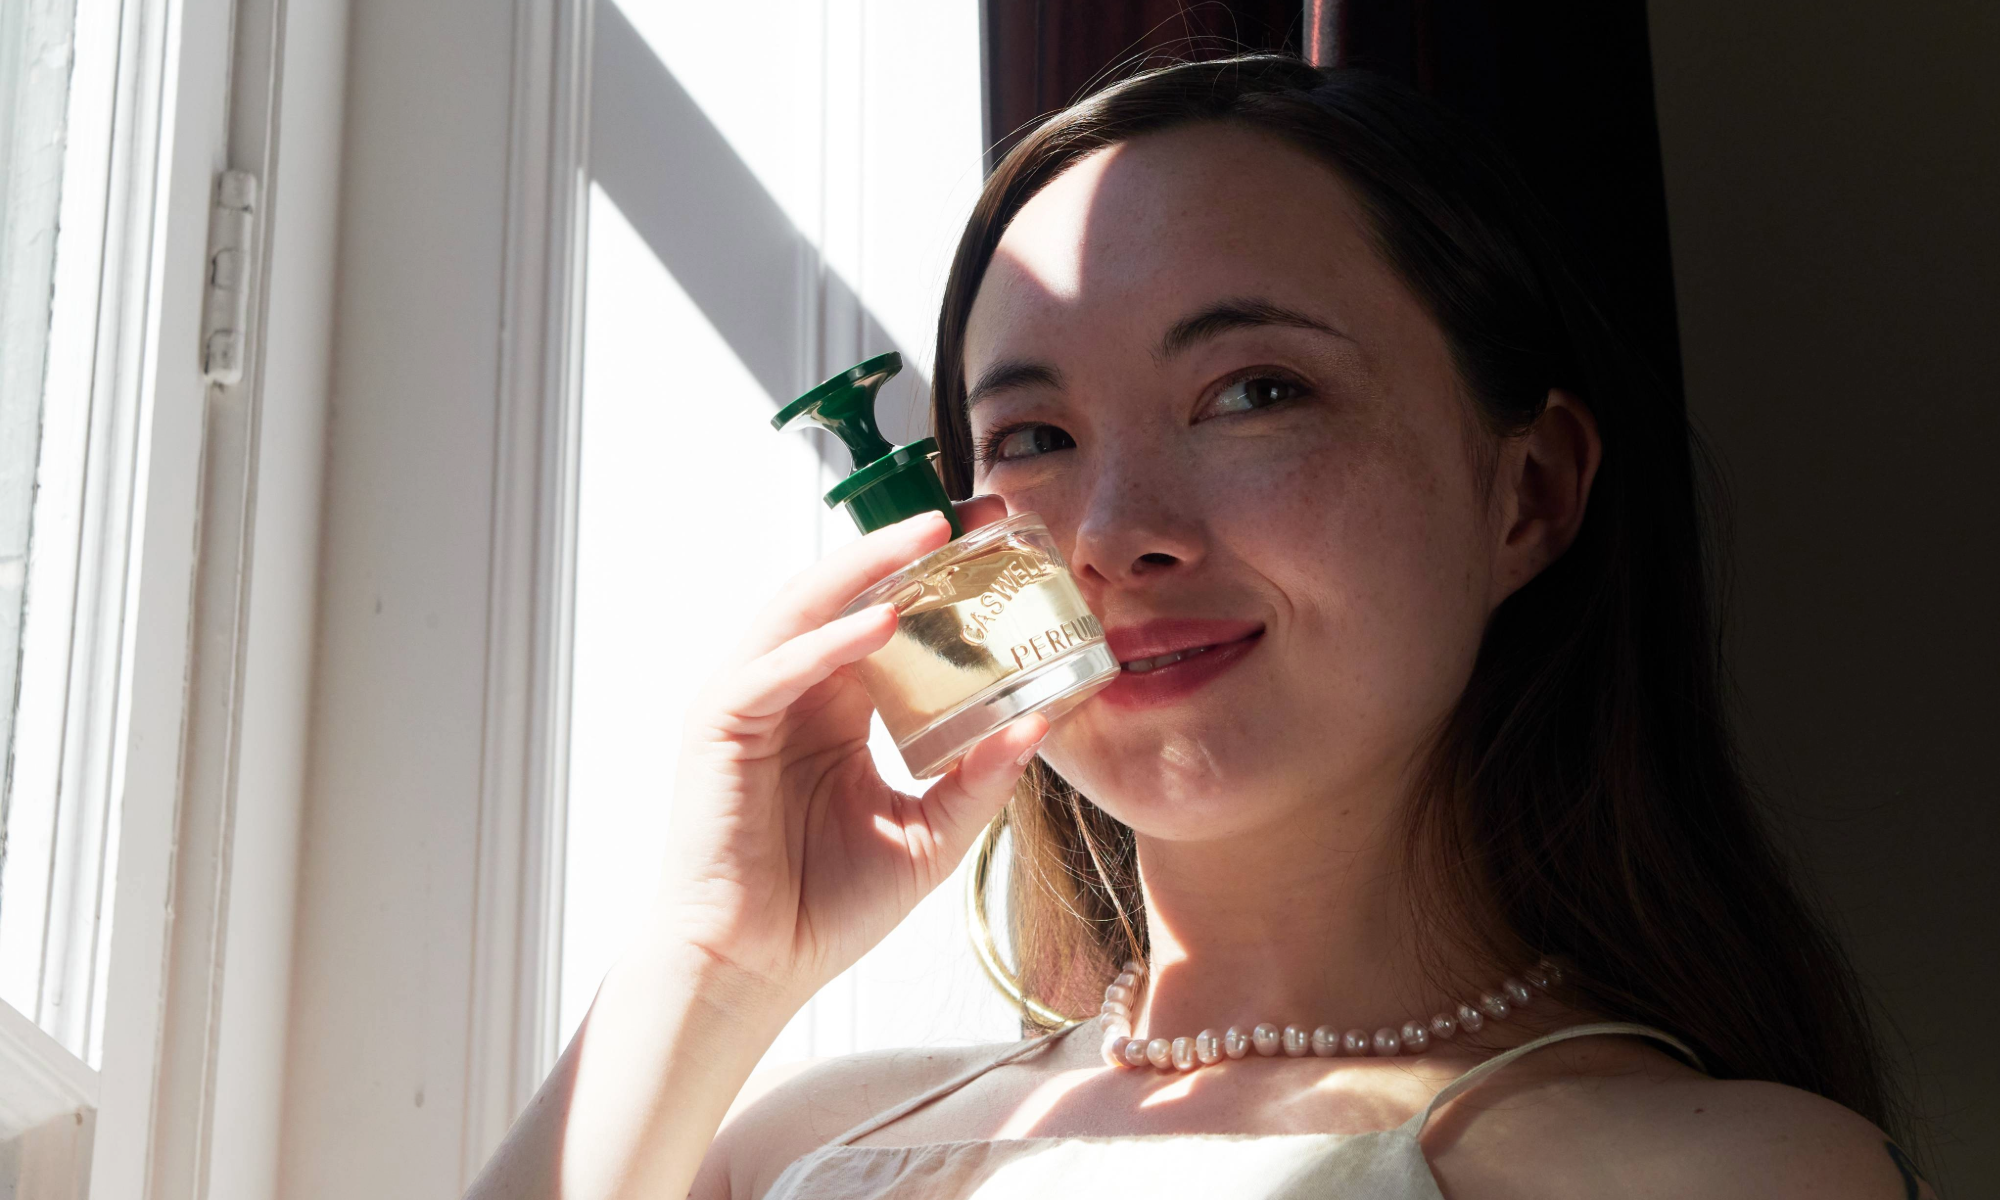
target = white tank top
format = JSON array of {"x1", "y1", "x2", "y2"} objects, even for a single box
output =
[{"x1": 762, "y1": 1022, "x2": 1699, "y2": 1200}]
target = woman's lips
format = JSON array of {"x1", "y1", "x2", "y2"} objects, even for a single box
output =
[{"x1": 1097, "y1": 619, "x2": 1265, "y2": 710}]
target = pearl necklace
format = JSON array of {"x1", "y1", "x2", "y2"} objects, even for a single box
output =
[{"x1": 1099, "y1": 957, "x2": 1566, "y2": 1071}]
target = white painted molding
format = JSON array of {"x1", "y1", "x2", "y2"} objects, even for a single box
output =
[
  {"x1": 0, "y1": 1001, "x2": 95, "y2": 1141},
  {"x1": 3, "y1": 1108, "x2": 95, "y2": 1200},
  {"x1": 85, "y1": 0, "x2": 246, "y2": 1191},
  {"x1": 141, "y1": 0, "x2": 291, "y2": 1188},
  {"x1": 0, "y1": 1000, "x2": 95, "y2": 1199},
  {"x1": 459, "y1": 0, "x2": 593, "y2": 1179}
]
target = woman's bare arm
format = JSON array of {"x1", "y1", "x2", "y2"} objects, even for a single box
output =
[
  {"x1": 464, "y1": 938, "x2": 790, "y2": 1200},
  {"x1": 462, "y1": 502, "x2": 1037, "y2": 1200}
]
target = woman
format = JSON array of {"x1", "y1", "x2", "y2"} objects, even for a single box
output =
[{"x1": 470, "y1": 57, "x2": 1932, "y2": 1199}]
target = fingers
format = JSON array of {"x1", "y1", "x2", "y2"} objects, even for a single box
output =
[
  {"x1": 699, "y1": 602, "x2": 899, "y2": 737},
  {"x1": 952, "y1": 493, "x2": 1009, "y2": 532},
  {"x1": 733, "y1": 499, "x2": 1005, "y2": 669},
  {"x1": 735, "y1": 511, "x2": 953, "y2": 664},
  {"x1": 917, "y1": 713, "x2": 1050, "y2": 860}
]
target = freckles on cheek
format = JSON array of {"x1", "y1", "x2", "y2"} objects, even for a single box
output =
[
  {"x1": 1236, "y1": 436, "x2": 1394, "y2": 584},
  {"x1": 1247, "y1": 436, "x2": 1487, "y2": 711}
]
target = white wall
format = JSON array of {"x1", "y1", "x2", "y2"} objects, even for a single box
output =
[
  {"x1": 1648, "y1": 2, "x2": 1999, "y2": 1191},
  {"x1": 278, "y1": 0, "x2": 521, "y2": 1194}
]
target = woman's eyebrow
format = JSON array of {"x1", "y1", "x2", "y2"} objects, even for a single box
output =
[
  {"x1": 965, "y1": 359, "x2": 1063, "y2": 412},
  {"x1": 1158, "y1": 298, "x2": 1345, "y2": 359}
]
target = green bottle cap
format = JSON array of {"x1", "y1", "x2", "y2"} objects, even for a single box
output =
[{"x1": 772, "y1": 351, "x2": 963, "y2": 537}]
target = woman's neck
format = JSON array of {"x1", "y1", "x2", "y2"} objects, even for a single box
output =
[{"x1": 1126, "y1": 806, "x2": 1477, "y2": 1041}]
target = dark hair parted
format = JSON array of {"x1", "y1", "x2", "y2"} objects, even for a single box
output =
[{"x1": 930, "y1": 55, "x2": 1903, "y2": 1135}]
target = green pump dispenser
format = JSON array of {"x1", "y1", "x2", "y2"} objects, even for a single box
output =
[{"x1": 772, "y1": 352, "x2": 963, "y2": 537}]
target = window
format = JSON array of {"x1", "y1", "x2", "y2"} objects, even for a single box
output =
[
  {"x1": 0, "y1": 0, "x2": 251, "y2": 1187},
  {"x1": 0, "y1": 0, "x2": 137, "y2": 1072},
  {"x1": 0, "y1": 0, "x2": 147, "y2": 1181},
  {"x1": 562, "y1": 0, "x2": 1019, "y2": 1071}
]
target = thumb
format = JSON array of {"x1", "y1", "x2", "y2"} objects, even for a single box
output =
[{"x1": 917, "y1": 714, "x2": 1050, "y2": 866}]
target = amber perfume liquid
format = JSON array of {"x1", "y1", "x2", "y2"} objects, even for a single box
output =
[{"x1": 843, "y1": 512, "x2": 1118, "y2": 778}]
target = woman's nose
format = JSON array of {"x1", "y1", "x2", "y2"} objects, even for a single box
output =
[{"x1": 1067, "y1": 469, "x2": 1206, "y2": 588}]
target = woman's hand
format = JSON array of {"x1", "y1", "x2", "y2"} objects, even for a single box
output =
[
  {"x1": 465, "y1": 498, "x2": 1042, "y2": 1200},
  {"x1": 651, "y1": 495, "x2": 1045, "y2": 1011}
]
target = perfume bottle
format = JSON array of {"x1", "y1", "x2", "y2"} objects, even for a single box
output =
[{"x1": 774, "y1": 352, "x2": 1119, "y2": 778}]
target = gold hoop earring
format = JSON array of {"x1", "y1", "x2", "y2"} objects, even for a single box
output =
[{"x1": 965, "y1": 815, "x2": 1084, "y2": 1030}]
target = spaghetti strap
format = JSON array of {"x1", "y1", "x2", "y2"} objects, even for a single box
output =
[
  {"x1": 1403, "y1": 1022, "x2": 1704, "y2": 1136},
  {"x1": 826, "y1": 1023, "x2": 1082, "y2": 1148}
]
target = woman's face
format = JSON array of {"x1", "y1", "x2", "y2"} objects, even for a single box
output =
[{"x1": 964, "y1": 122, "x2": 1515, "y2": 843}]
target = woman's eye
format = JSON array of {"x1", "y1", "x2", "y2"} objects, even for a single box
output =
[
  {"x1": 982, "y1": 423, "x2": 1076, "y2": 463},
  {"x1": 1208, "y1": 375, "x2": 1302, "y2": 416}
]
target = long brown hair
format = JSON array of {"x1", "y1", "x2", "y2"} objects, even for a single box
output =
[{"x1": 931, "y1": 56, "x2": 1901, "y2": 1133}]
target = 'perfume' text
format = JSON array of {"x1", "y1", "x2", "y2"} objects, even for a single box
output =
[{"x1": 1009, "y1": 614, "x2": 1105, "y2": 671}]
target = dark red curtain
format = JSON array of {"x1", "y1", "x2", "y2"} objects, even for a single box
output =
[{"x1": 983, "y1": 0, "x2": 1683, "y2": 399}]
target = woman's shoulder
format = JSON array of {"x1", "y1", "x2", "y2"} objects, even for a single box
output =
[
  {"x1": 1423, "y1": 1033, "x2": 1933, "y2": 1199},
  {"x1": 1445, "y1": 1053, "x2": 1933, "y2": 1200},
  {"x1": 691, "y1": 1036, "x2": 1029, "y2": 1200},
  {"x1": 1611, "y1": 1075, "x2": 1935, "y2": 1200}
]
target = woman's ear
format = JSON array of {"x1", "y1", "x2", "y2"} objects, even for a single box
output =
[{"x1": 1490, "y1": 388, "x2": 1602, "y2": 604}]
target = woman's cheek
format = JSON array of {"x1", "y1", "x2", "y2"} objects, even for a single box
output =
[
  {"x1": 986, "y1": 471, "x2": 1079, "y2": 545},
  {"x1": 1257, "y1": 457, "x2": 1486, "y2": 732}
]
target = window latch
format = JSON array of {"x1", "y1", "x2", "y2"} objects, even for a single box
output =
[{"x1": 200, "y1": 169, "x2": 259, "y2": 384}]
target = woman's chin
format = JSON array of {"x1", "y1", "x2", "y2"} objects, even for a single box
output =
[
  {"x1": 1119, "y1": 796, "x2": 1326, "y2": 852},
  {"x1": 1048, "y1": 750, "x2": 1291, "y2": 839}
]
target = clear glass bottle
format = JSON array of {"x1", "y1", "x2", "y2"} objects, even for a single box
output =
[{"x1": 774, "y1": 353, "x2": 1118, "y2": 777}]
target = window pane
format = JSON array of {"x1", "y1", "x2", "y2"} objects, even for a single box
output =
[
  {"x1": 0, "y1": 0, "x2": 80, "y2": 844},
  {"x1": 561, "y1": 0, "x2": 1017, "y2": 1073},
  {"x1": 0, "y1": 0, "x2": 133, "y2": 1063}
]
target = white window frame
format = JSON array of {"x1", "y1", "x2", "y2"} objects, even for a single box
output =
[
  {"x1": 3, "y1": 0, "x2": 348, "y2": 1195},
  {"x1": 460, "y1": 0, "x2": 594, "y2": 1174},
  {"x1": 1, "y1": 0, "x2": 153, "y2": 1067},
  {"x1": 8, "y1": 0, "x2": 233, "y2": 1183},
  {"x1": 6, "y1": 0, "x2": 985, "y2": 1190},
  {"x1": 0, "y1": 0, "x2": 233, "y2": 1185},
  {"x1": 238, "y1": 0, "x2": 991, "y2": 1189}
]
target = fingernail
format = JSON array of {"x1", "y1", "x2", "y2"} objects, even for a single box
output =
[{"x1": 1015, "y1": 737, "x2": 1046, "y2": 767}]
